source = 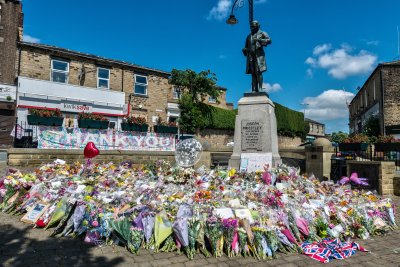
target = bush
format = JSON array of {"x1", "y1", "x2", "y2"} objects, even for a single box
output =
[
  {"x1": 207, "y1": 107, "x2": 237, "y2": 130},
  {"x1": 274, "y1": 102, "x2": 308, "y2": 138},
  {"x1": 203, "y1": 102, "x2": 307, "y2": 138}
]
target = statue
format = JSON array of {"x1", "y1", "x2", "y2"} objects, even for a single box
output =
[{"x1": 242, "y1": 20, "x2": 271, "y2": 93}]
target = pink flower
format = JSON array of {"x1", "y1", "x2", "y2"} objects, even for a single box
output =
[
  {"x1": 92, "y1": 220, "x2": 99, "y2": 227},
  {"x1": 262, "y1": 172, "x2": 272, "y2": 185}
]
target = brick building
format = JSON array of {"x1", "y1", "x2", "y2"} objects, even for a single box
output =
[
  {"x1": 349, "y1": 60, "x2": 400, "y2": 138},
  {"x1": 0, "y1": 0, "x2": 22, "y2": 146}
]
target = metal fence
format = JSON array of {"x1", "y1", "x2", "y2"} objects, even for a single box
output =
[{"x1": 331, "y1": 144, "x2": 400, "y2": 181}]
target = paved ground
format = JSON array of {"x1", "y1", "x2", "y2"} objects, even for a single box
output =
[{"x1": 0, "y1": 198, "x2": 399, "y2": 267}]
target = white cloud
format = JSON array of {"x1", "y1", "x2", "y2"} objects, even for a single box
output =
[
  {"x1": 23, "y1": 34, "x2": 40, "y2": 43},
  {"x1": 262, "y1": 83, "x2": 282, "y2": 93},
  {"x1": 306, "y1": 68, "x2": 313, "y2": 78},
  {"x1": 367, "y1": 40, "x2": 379, "y2": 46},
  {"x1": 207, "y1": 0, "x2": 232, "y2": 21},
  {"x1": 305, "y1": 44, "x2": 377, "y2": 79},
  {"x1": 302, "y1": 89, "x2": 355, "y2": 121},
  {"x1": 313, "y1": 43, "x2": 331, "y2": 55}
]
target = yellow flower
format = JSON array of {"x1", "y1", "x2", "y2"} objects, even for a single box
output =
[
  {"x1": 84, "y1": 195, "x2": 92, "y2": 201},
  {"x1": 228, "y1": 168, "x2": 236, "y2": 177}
]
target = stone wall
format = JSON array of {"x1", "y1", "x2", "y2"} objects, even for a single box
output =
[
  {"x1": 382, "y1": 66, "x2": 400, "y2": 129},
  {"x1": 197, "y1": 128, "x2": 234, "y2": 150},
  {"x1": 346, "y1": 161, "x2": 395, "y2": 195},
  {"x1": 7, "y1": 148, "x2": 176, "y2": 167},
  {"x1": 394, "y1": 173, "x2": 400, "y2": 196},
  {"x1": 0, "y1": 0, "x2": 22, "y2": 84},
  {"x1": 277, "y1": 136, "x2": 302, "y2": 148}
]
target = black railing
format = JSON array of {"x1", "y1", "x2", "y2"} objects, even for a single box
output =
[{"x1": 332, "y1": 144, "x2": 400, "y2": 172}]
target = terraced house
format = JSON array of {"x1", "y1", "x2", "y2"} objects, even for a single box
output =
[{"x1": 349, "y1": 60, "x2": 400, "y2": 139}]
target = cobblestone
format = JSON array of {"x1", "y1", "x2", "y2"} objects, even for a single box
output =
[{"x1": 0, "y1": 196, "x2": 399, "y2": 267}]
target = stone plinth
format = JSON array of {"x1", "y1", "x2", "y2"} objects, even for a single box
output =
[{"x1": 229, "y1": 93, "x2": 281, "y2": 169}]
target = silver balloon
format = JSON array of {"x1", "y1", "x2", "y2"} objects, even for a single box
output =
[{"x1": 175, "y1": 138, "x2": 203, "y2": 167}]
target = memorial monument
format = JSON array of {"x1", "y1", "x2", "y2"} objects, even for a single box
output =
[{"x1": 227, "y1": 4, "x2": 281, "y2": 170}]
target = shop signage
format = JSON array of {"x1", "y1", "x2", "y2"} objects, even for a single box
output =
[
  {"x1": 0, "y1": 83, "x2": 16, "y2": 99},
  {"x1": 60, "y1": 102, "x2": 93, "y2": 113}
]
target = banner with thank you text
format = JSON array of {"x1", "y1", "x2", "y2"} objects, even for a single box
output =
[{"x1": 37, "y1": 127, "x2": 175, "y2": 151}]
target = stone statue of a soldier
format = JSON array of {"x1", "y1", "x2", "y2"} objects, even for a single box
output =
[{"x1": 242, "y1": 20, "x2": 271, "y2": 93}]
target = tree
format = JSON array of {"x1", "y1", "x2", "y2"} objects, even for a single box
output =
[
  {"x1": 363, "y1": 115, "x2": 380, "y2": 142},
  {"x1": 169, "y1": 69, "x2": 221, "y2": 103},
  {"x1": 169, "y1": 69, "x2": 222, "y2": 133},
  {"x1": 330, "y1": 131, "x2": 349, "y2": 143}
]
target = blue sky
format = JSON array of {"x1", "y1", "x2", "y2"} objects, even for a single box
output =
[{"x1": 22, "y1": 0, "x2": 400, "y2": 133}]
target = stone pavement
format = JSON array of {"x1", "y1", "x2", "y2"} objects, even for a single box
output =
[{"x1": 0, "y1": 198, "x2": 399, "y2": 267}]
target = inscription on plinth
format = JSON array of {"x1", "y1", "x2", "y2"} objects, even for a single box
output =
[{"x1": 241, "y1": 120, "x2": 263, "y2": 151}]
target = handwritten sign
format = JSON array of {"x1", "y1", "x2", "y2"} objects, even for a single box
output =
[
  {"x1": 240, "y1": 152, "x2": 272, "y2": 172},
  {"x1": 21, "y1": 202, "x2": 50, "y2": 224},
  {"x1": 241, "y1": 120, "x2": 263, "y2": 151}
]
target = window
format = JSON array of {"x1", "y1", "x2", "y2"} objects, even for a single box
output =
[
  {"x1": 51, "y1": 59, "x2": 69, "y2": 83},
  {"x1": 97, "y1": 67, "x2": 110, "y2": 89},
  {"x1": 172, "y1": 87, "x2": 180, "y2": 99},
  {"x1": 134, "y1": 74, "x2": 148, "y2": 95},
  {"x1": 208, "y1": 96, "x2": 217, "y2": 103}
]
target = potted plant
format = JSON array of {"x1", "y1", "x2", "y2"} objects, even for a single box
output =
[
  {"x1": 153, "y1": 118, "x2": 178, "y2": 134},
  {"x1": 121, "y1": 115, "x2": 148, "y2": 132},
  {"x1": 78, "y1": 112, "x2": 109, "y2": 129},
  {"x1": 374, "y1": 135, "x2": 400, "y2": 152},
  {"x1": 339, "y1": 134, "x2": 370, "y2": 151},
  {"x1": 27, "y1": 108, "x2": 64, "y2": 126}
]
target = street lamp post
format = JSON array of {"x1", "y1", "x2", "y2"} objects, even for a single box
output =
[
  {"x1": 300, "y1": 102, "x2": 309, "y2": 120},
  {"x1": 226, "y1": 0, "x2": 254, "y2": 26}
]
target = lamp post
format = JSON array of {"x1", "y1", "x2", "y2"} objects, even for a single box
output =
[
  {"x1": 300, "y1": 102, "x2": 309, "y2": 121},
  {"x1": 226, "y1": 0, "x2": 254, "y2": 26}
]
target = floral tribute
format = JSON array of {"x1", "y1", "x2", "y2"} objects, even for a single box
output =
[{"x1": 0, "y1": 160, "x2": 397, "y2": 261}]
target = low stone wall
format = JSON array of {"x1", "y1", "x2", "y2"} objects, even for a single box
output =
[
  {"x1": 346, "y1": 161, "x2": 395, "y2": 195},
  {"x1": 278, "y1": 136, "x2": 302, "y2": 148},
  {"x1": 394, "y1": 173, "x2": 400, "y2": 196},
  {"x1": 8, "y1": 148, "x2": 176, "y2": 167},
  {"x1": 197, "y1": 129, "x2": 234, "y2": 150}
]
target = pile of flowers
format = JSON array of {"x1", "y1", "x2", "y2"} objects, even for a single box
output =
[{"x1": 0, "y1": 160, "x2": 397, "y2": 260}]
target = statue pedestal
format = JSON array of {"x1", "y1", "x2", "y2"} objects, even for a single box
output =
[{"x1": 229, "y1": 92, "x2": 281, "y2": 170}]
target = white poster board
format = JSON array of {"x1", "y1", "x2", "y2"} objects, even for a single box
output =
[{"x1": 240, "y1": 152, "x2": 272, "y2": 172}]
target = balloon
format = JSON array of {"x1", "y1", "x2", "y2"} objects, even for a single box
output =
[{"x1": 84, "y1": 142, "x2": 99, "y2": 159}]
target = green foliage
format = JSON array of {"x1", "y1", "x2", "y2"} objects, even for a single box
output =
[
  {"x1": 207, "y1": 107, "x2": 237, "y2": 130},
  {"x1": 169, "y1": 69, "x2": 221, "y2": 103},
  {"x1": 329, "y1": 131, "x2": 349, "y2": 143},
  {"x1": 362, "y1": 115, "x2": 380, "y2": 141},
  {"x1": 178, "y1": 93, "x2": 212, "y2": 133},
  {"x1": 274, "y1": 102, "x2": 308, "y2": 138}
]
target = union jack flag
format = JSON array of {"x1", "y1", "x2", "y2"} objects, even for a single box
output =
[{"x1": 301, "y1": 238, "x2": 367, "y2": 263}]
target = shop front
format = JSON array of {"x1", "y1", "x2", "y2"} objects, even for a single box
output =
[{"x1": 16, "y1": 76, "x2": 127, "y2": 129}]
